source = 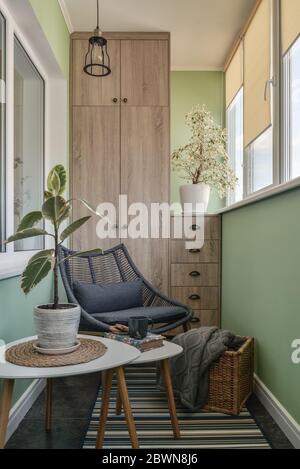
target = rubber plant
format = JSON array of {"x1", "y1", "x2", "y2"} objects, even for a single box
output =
[{"x1": 4, "y1": 165, "x2": 101, "y2": 309}]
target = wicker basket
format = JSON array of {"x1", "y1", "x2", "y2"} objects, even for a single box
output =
[{"x1": 204, "y1": 337, "x2": 254, "y2": 415}]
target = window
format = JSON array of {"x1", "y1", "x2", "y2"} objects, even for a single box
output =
[
  {"x1": 0, "y1": 12, "x2": 5, "y2": 252},
  {"x1": 227, "y1": 88, "x2": 243, "y2": 203},
  {"x1": 225, "y1": 0, "x2": 281, "y2": 206},
  {"x1": 14, "y1": 37, "x2": 44, "y2": 251},
  {"x1": 283, "y1": 36, "x2": 300, "y2": 181},
  {"x1": 246, "y1": 126, "x2": 273, "y2": 194}
]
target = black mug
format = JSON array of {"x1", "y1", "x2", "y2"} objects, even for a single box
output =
[{"x1": 128, "y1": 316, "x2": 153, "y2": 339}]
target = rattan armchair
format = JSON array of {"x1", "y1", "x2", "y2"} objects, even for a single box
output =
[{"x1": 58, "y1": 244, "x2": 192, "y2": 334}]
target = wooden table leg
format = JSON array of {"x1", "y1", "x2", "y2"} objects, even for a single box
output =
[
  {"x1": 116, "y1": 385, "x2": 122, "y2": 415},
  {"x1": 160, "y1": 359, "x2": 181, "y2": 439},
  {"x1": 116, "y1": 367, "x2": 139, "y2": 449},
  {"x1": 96, "y1": 369, "x2": 113, "y2": 449},
  {"x1": 45, "y1": 378, "x2": 53, "y2": 432},
  {"x1": 0, "y1": 379, "x2": 14, "y2": 449}
]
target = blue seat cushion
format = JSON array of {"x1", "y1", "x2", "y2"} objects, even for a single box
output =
[
  {"x1": 92, "y1": 306, "x2": 188, "y2": 325},
  {"x1": 73, "y1": 280, "x2": 143, "y2": 314}
]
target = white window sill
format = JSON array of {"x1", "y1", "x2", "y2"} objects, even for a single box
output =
[
  {"x1": 217, "y1": 176, "x2": 300, "y2": 214},
  {"x1": 0, "y1": 252, "x2": 36, "y2": 281}
]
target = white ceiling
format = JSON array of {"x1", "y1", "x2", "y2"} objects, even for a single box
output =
[{"x1": 61, "y1": 0, "x2": 256, "y2": 70}]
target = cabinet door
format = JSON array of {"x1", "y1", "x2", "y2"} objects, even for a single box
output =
[
  {"x1": 121, "y1": 40, "x2": 169, "y2": 106},
  {"x1": 72, "y1": 39, "x2": 120, "y2": 106},
  {"x1": 121, "y1": 107, "x2": 169, "y2": 293},
  {"x1": 72, "y1": 107, "x2": 120, "y2": 251}
]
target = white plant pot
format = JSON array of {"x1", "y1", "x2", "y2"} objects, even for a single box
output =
[
  {"x1": 34, "y1": 304, "x2": 81, "y2": 351},
  {"x1": 179, "y1": 183, "x2": 211, "y2": 213}
]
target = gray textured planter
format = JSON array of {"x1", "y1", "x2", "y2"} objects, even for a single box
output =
[{"x1": 34, "y1": 304, "x2": 81, "y2": 351}]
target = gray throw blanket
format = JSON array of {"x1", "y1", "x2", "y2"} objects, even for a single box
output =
[{"x1": 158, "y1": 327, "x2": 245, "y2": 412}]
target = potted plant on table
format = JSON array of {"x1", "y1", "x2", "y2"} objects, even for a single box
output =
[
  {"x1": 172, "y1": 105, "x2": 237, "y2": 212},
  {"x1": 4, "y1": 165, "x2": 101, "y2": 354}
]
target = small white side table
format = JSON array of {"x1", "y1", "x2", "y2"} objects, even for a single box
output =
[
  {"x1": 0, "y1": 335, "x2": 140, "y2": 449},
  {"x1": 102, "y1": 341, "x2": 183, "y2": 444}
]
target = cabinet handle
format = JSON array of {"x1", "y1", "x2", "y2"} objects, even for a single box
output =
[
  {"x1": 191, "y1": 317, "x2": 200, "y2": 323},
  {"x1": 122, "y1": 98, "x2": 128, "y2": 103},
  {"x1": 189, "y1": 271, "x2": 200, "y2": 277},
  {"x1": 112, "y1": 98, "x2": 118, "y2": 103},
  {"x1": 189, "y1": 248, "x2": 201, "y2": 253},
  {"x1": 189, "y1": 294, "x2": 200, "y2": 300},
  {"x1": 190, "y1": 224, "x2": 200, "y2": 231}
]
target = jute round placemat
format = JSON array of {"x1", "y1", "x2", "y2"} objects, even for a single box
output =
[{"x1": 6, "y1": 339, "x2": 107, "y2": 368}]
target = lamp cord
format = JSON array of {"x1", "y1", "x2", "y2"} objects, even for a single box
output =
[{"x1": 96, "y1": 0, "x2": 100, "y2": 30}]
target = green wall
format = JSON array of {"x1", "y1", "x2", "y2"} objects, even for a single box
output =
[
  {"x1": 0, "y1": 278, "x2": 52, "y2": 402},
  {"x1": 29, "y1": 0, "x2": 70, "y2": 78},
  {"x1": 171, "y1": 71, "x2": 225, "y2": 212},
  {"x1": 0, "y1": 0, "x2": 70, "y2": 407},
  {"x1": 222, "y1": 189, "x2": 300, "y2": 424}
]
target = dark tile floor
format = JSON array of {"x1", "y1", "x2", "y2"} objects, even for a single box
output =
[{"x1": 6, "y1": 373, "x2": 294, "y2": 449}]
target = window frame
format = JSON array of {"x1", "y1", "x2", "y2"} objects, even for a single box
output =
[
  {"x1": 13, "y1": 34, "x2": 45, "y2": 252},
  {"x1": 244, "y1": 0, "x2": 280, "y2": 199},
  {"x1": 0, "y1": 10, "x2": 6, "y2": 253},
  {"x1": 282, "y1": 33, "x2": 300, "y2": 184},
  {"x1": 226, "y1": 0, "x2": 288, "y2": 208},
  {"x1": 226, "y1": 87, "x2": 244, "y2": 205},
  {"x1": 0, "y1": 3, "x2": 48, "y2": 279}
]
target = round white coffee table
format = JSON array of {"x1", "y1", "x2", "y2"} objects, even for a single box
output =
[
  {"x1": 0, "y1": 335, "x2": 140, "y2": 449},
  {"x1": 111, "y1": 341, "x2": 183, "y2": 442}
]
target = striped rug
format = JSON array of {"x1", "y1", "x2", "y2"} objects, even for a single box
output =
[{"x1": 83, "y1": 366, "x2": 271, "y2": 449}]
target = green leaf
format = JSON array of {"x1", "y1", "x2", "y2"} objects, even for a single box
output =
[
  {"x1": 57, "y1": 203, "x2": 71, "y2": 224},
  {"x1": 28, "y1": 249, "x2": 55, "y2": 265},
  {"x1": 60, "y1": 216, "x2": 91, "y2": 242},
  {"x1": 60, "y1": 248, "x2": 102, "y2": 264},
  {"x1": 17, "y1": 211, "x2": 43, "y2": 232},
  {"x1": 44, "y1": 190, "x2": 53, "y2": 201},
  {"x1": 5, "y1": 228, "x2": 49, "y2": 244},
  {"x1": 49, "y1": 169, "x2": 61, "y2": 195},
  {"x1": 80, "y1": 199, "x2": 101, "y2": 216},
  {"x1": 21, "y1": 250, "x2": 55, "y2": 295},
  {"x1": 42, "y1": 196, "x2": 67, "y2": 224},
  {"x1": 65, "y1": 199, "x2": 103, "y2": 218},
  {"x1": 47, "y1": 165, "x2": 67, "y2": 196}
]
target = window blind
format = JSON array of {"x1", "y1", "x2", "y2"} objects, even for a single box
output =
[
  {"x1": 281, "y1": 0, "x2": 300, "y2": 55},
  {"x1": 244, "y1": 0, "x2": 271, "y2": 147},
  {"x1": 225, "y1": 42, "x2": 243, "y2": 108}
]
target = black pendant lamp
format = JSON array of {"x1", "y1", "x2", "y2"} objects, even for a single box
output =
[{"x1": 83, "y1": 0, "x2": 111, "y2": 77}]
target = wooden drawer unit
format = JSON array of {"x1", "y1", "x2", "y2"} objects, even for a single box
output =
[
  {"x1": 170, "y1": 239, "x2": 219, "y2": 263},
  {"x1": 171, "y1": 287, "x2": 219, "y2": 309},
  {"x1": 191, "y1": 310, "x2": 218, "y2": 328},
  {"x1": 171, "y1": 215, "x2": 220, "y2": 240},
  {"x1": 169, "y1": 215, "x2": 221, "y2": 328},
  {"x1": 171, "y1": 264, "x2": 218, "y2": 287}
]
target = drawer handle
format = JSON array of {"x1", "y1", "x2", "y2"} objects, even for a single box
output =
[
  {"x1": 189, "y1": 271, "x2": 201, "y2": 277},
  {"x1": 189, "y1": 248, "x2": 201, "y2": 253},
  {"x1": 190, "y1": 224, "x2": 200, "y2": 231},
  {"x1": 189, "y1": 294, "x2": 200, "y2": 300},
  {"x1": 191, "y1": 317, "x2": 200, "y2": 323}
]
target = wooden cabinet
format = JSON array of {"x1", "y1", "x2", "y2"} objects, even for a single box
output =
[
  {"x1": 72, "y1": 106, "x2": 120, "y2": 251},
  {"x1": 121, "y1": 106, "x2": 169, "y2": 293},
  {"x1": 72, "y1": 37, "x2": 169, "y2": 107},
  {"x1": 71, "y1": 32, "x2": 170, "y2": 292},
  {"x1": 121, "y1": 40, "x2": 169, "y2": 106},
  {"x1": 72, "y1": 39, "x2": 121, "y2": 106},
  {"x1": 170, "y1": 215, "x2": 221, "y2": 328}
]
